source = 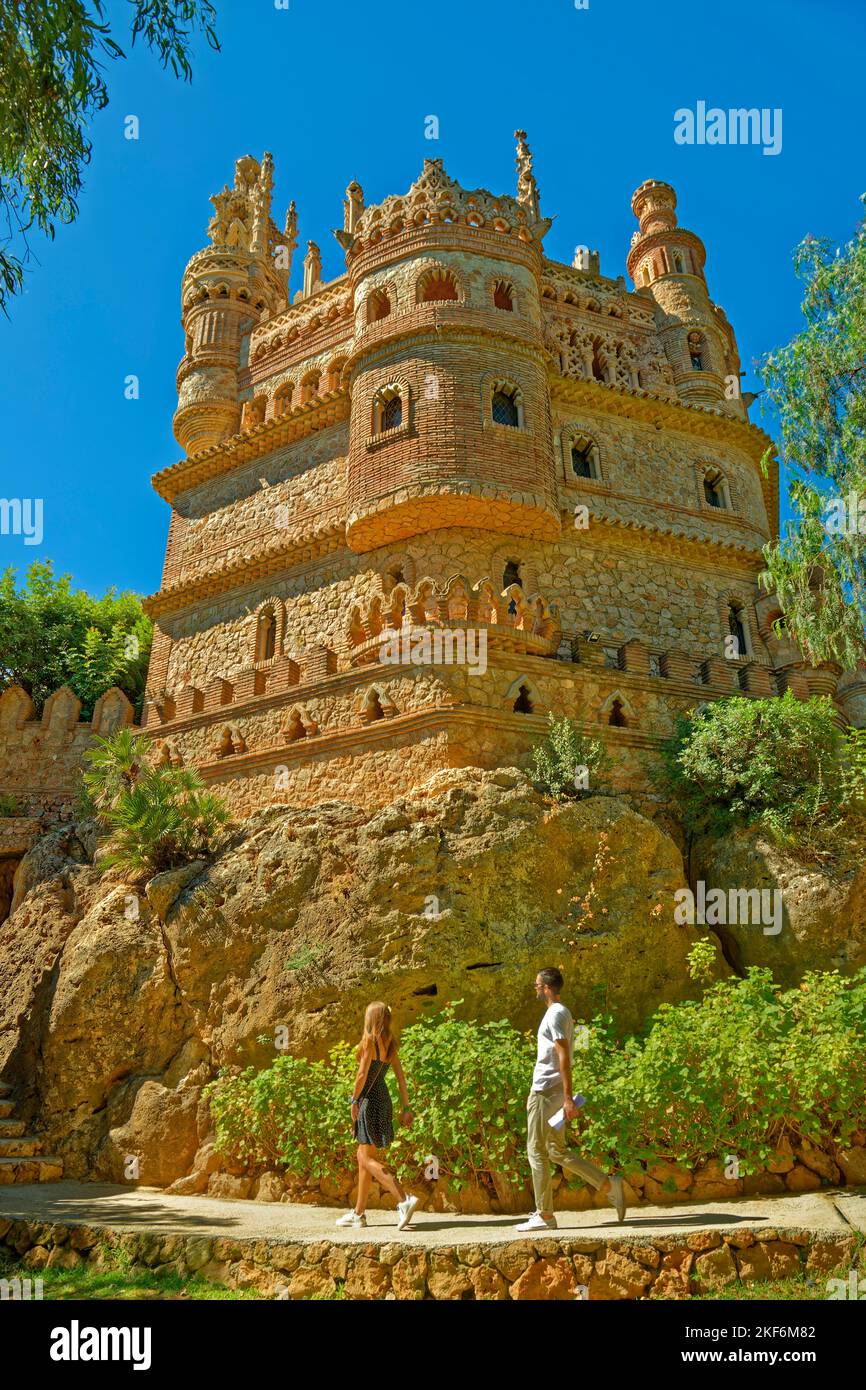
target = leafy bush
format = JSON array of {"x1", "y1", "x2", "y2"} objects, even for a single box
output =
[
  {"x1": 0, "y1": 794, "x2": 19, "y2": 817},
  {"x1": 531, "y1": 713, "x2": 612, "y2": 801},
  {"x1": 656, "y1": 691, "x2": 866, "y2": 849},
  {"x1": 206, "y1": 971, "x2": 866, "y2": 1192},
  {"x1": 81, "y1": 728, "x2": 230, "y2": 879}
]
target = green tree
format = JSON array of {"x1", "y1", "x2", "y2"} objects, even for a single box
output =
[
  {"x1": 81, "y1": 727, "x2": 229, "y2": 879},
  {"x1": 759, "y1": 196, "x2": 866, "y2": 669},
  {"x1": 656, "y1": 692, "x2": 866, "y2": 850},
  {"x1": 0, "y1": 0, "x2": 219, "y2": 309},
  {"x1": 0, "y1": 560, "x2": 152, "y2": 717}
]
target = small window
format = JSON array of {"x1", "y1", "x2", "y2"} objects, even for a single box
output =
[
  {"x1": 382, "y1": 394, "x2": 402, "y2": 431},
  {"x1": 365, "y1": 690, "x2": 385, "y2": 721},
  {"x1": 372, "y1": 385, "x2": 404, "y2": 435},
  {"x1": 513, "y1": 683, "x2": 534, "y2": 713},
  {"x1": 419, "y1": 270, "x2": 458, "y2": 303},
  {"x1": 256, "y1": 610, "x2": 277, "y2": 661},
  {"x1": 503, "y1": 560, "x2": 522, "y2": 589},
  {"x1": 688, "y1": 332, "x2": 706, "y2": 371},
  {"x1": 703, "y1": 469, "x2": 728, "y2": 509},
  {"x1": 608, "y1": 698, "x2": 627, "y2": 727},
  {"x1": 492, "y1": 388, "x2": 519, "y2": 427},
  {"x1": 493, "y1": 280, "x2": 514, "y2": 311},
  {"x1": 728, "y1": 604, "x2": 748, "y2": 658},
  {"x1": 300, "y1": 371, "x2": 321, "y2": 405},
  {"x1": 570, "y1": 436, "x2": 597, "y2": 479},
  {"x1": 367, "y1": 288, "x2": 391, "y2": 323}
]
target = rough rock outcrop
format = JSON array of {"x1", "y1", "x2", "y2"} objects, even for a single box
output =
[
  {"x1": 693, "y1": 826, "x2": 866, "y2": 984},
  {"x1": 0, "y1": 769, "x2": 721, "y2": 1185}
]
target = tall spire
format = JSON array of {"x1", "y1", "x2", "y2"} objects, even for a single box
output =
[{"x1": 514, "y1": 129, "x2": 540, "y2": 222}]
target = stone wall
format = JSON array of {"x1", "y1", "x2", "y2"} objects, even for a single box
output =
[
  {"x1": 1, "y1": 1215, "x2": 856, "y2": 1300},
  {"x1": 0, "y1": 686, "x2": 135, "y2": 822}
]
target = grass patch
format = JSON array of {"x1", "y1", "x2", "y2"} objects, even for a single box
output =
[{"x1": 0, "y1": 1247, "x2": 257, "y2": 1301}]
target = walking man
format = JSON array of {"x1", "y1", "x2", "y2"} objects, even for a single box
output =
[{"x1": 516, "y1": 966, "x2": 626, "y2": 1231}]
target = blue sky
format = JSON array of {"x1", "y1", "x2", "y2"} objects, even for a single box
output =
[{"x1": 2, "y1": 0, "x2": 864, "y2": 600}]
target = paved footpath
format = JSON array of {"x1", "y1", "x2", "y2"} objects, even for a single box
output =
[{"x1": 1, "y1": 1181, "x2": 864, "y2": 1249}]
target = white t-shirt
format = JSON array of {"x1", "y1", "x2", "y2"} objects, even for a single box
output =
[{"x1": 532, "y1": 1002, "x2": 574, "y2": 1093}]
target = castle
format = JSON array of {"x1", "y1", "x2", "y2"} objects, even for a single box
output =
[
  {"x1": 3, "y1": 135, "x2": 864, "y2": 844},
  {"x1": 136, "y1": 135, "x2": 866, "y2": 813}
]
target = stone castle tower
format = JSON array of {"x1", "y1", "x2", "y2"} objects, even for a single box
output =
[{"x1": 139, "y1": 137, "x2": 866, "y2": 814}]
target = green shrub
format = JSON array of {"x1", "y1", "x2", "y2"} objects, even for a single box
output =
[
  {"x1": 656, "y1": 691, "x2": 866, "y2": 849},
  {"x1": 531, "y1": 713, "x2": 612, "y2": 801},
  {"x1": 80, "y1": 727, "x2": 230, "y2": 879},
  {"x1": 0, "y1": 794, "x2": 19, "y2": 817},
  {"x1": 206, "y1": 971, "x2": 866, "y2": 1191}
]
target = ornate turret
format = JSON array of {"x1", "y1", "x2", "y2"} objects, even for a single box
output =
[
  {"x1": 173, "y1": 153, "x2": 295, "y2": 456},
  {"x1": 627, "y1": 179, "x2": 741, "y2": 413}
]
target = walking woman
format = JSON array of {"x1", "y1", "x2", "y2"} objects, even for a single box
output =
[{"x1": 336, "y1": 1002, "x2": 419, "y2": 1230}]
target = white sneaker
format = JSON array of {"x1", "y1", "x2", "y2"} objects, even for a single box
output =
[
  {"x1": 335, "y1": 1210, "x2": 366, "y2": 1228},
  {"x1": 397, "y1": 1194, "x2": 419, "y2": 1230},
  {"x1": 515, "y1": 1212, "x2": 557, "y2": 1232}
]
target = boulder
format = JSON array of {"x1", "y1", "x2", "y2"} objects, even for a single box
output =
[{"x1": 693, "y1": 826, "x2": 866, "y2": 984}]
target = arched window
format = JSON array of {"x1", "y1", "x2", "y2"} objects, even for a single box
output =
[
  {"x1": 300, "y1": 370, "x2": 321, "y2": 405},
  {"x1": 608, "y1": 698, "x2": 627, "y2": 727},
  {"x1": 367, "y1": 288, "x2": 391, "y2": 323},
  {"x1": 569, "y1": 434, "x2": 598, "y2": 479},
  {"x1": 673, "y1": 252, "x2": 685, "y2": 273},
  {"x1": 702, "y1": 467, "x2": 729, "y2": 510},
  {"x1": 590, "y1": 340, "x2": 606, "y2": 382},
  {"x1": 272, "y1": 383, "x2": 294, "y2": 417},
  {"x1": 642, "y1": 266, "x2": 651, "y2": 286},
  {"x1": 503, "y1": 560, "x2": 522, "y2": 589},
  {"x1": 492, "y1": 387, "x2": 520, "y2": 427},
  {"x1": 418, "y1": 268, "x2": 459, "y2": 303},
  {"x1": 513, "y1": 683, "x2": 534, "y2": 713},
  {"x1": 493, "y1": 280, "x2": 514, "y2": 311},
  {"x1": 688, "y1": 332, "x2": 706, "y2": 371},
  {"x1": 728, "y1": 603, "x2": 748, "y2": 658},
  {"x1": 255, "y1": 609, "x2": 277, "y2": 662},
  {"x1": 324, "y1": 357, "x2": 347, "y2": 393},
  {"x1": 372, "y1": 384, "x2": 404, "y2": 434},
  {"x1": 365, "y1": 689, "x2": 385, "y2": 722}
]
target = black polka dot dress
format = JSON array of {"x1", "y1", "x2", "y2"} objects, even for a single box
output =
[{"x1": 354, "y1": 1056, "x2": 394, "y2": 1148}]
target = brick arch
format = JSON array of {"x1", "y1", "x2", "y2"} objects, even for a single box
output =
[
  {"x1": 415, "y1": 261, "x2": 464, "y2": 305},
  {"x1": 251, "y1": 596, "x2": 287, "y2": 663},
  {"x1": 362, "y1": 279, "x2": 398, "y2": 325},
  {"x1": 487, "y1": 272, "x2": 518, "y2": 314}
]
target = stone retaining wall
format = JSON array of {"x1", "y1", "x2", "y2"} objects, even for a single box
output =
[{"x1": 0, "y1": 1215, "x2": 857, "y2": 1300}]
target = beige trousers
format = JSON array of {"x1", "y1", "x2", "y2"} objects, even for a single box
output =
[{"x1": 526, "y1": 1086, "x2": 608, "y2": 1215}]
